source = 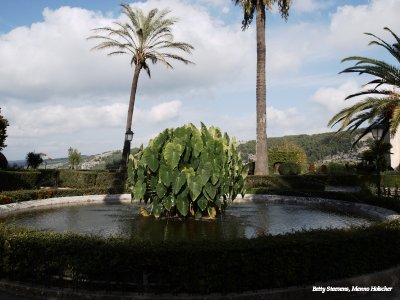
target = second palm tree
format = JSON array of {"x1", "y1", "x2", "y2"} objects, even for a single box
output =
[{"x1": 88, "y1": 4, "x2": 194, "y2": 170}]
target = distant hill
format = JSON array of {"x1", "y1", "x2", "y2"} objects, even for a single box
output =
[
  {"x1": 8, "y1": 130, "x2": 371, "y2": 169},
  {"x1": 238, "y1": 129, "x2": 371, "y2": 164}
]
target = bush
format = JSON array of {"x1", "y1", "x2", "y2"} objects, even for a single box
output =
[
  {"x1": 0, "y1": 171, "x2": 41, "y2": 191},
  {"x1": 128, "y1": 123, "x2": 248, "y2": 218},
  {"x1": 245, "y1": 175, "x2": 326, "y2": 191},
  {"x1": 0, "y1": 187, "x2": 116, "y2": 204},
  {"x1": 0, "y1": 169, "x2": 126, "y2": 191},
  {"x1": 0, "y1": 220, "x2": 398, "y2": 293},
  {"x1": 278, "y1": 162, "x2": 301, "y2": 175}
]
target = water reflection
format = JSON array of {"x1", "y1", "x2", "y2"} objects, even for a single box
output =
[{"x1": 1, "y1": 202, "x2": 376, "y2": 241}]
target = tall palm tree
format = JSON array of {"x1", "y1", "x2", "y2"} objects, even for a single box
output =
[
  {"x1": 88, "y1": 4, "x2": 194, "y2": 170},
  {"x1": 328, "y1": 27, "x2": 400, "y2": 144},
  {"x1": 232, "y1": 0, "x2": 291, "y2": 175}
]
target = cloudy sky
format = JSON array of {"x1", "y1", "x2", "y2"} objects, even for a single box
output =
[{"x1": 1, "y1": 0, "x2": 399, "y2": 160}]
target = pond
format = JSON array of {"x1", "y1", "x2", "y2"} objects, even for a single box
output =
[{"x1": 1, "y1": 200, "x2": 377, "y2": 241}]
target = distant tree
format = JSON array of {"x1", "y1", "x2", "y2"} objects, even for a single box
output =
[
  {"x1": 26, "y1": 152, "x2": 43, "y2": 169},
  {"x1": 68, "y1": 147, "x2": 81, "y2": 170},
  {"x1": 88, "y1": 4, "x2": 194, "y2": 170},
  {"x1": 0, "y1": 107, "x2": 9, "y2": 151}
]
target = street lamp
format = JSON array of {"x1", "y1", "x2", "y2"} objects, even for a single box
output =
[
  {"x1": 371, "y1": 124, "x2": 384, "y2": 197},
  {"x1": 125, "y1": 129, "x2": 134, "y2": 142}
]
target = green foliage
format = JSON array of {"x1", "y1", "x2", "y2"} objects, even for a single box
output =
[
  {"x1": 0, "y1": 220, "x2": 398, "y2": 293},
  {"x1": 269, "y1": 140, "x2": 307, "y2": 172},
  {"x1": 246, "y1": 175, "x2": 326, "y2": 191},
  {"x1": 237, "y1": 130, "x2": 363, "y2": 163},
  {"x1": 328, "y1": 27, "x2": 400, "y2": 140},
  {"x1": 0, "y1": 169, "x2": 126, "y2": 192},
  {"x1": 68, "y1": 147, "x2": 82, "y2": 170},
  {"x1": 0, "y1": 187, "x2": 118, "y2": 204},
  {"x1": 128, "y1": 123, "x2": 248, "y2": 218},
  {"x1": 26, "y1": 152, "x2": 43, "y2": 169},
  {"x1": 278, "y1": 162, "x2": 301, "y2": 175},
  {"x1": 0, "y1": 107, "x2": 9, "y2": 151}
]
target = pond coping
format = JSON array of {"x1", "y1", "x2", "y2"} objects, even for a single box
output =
[{"x1": 0, "y1": 194, "x2": 399, "y2": 221}]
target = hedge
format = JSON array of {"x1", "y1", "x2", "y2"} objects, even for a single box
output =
[
  {"x1": 0, "y1": 220, "x2": 399, "y2": 293},
  {"x1": 245, "y1": 175, "x2": 326, "y2": 191},
  {"x1": 0, "y1": 170, "x2": 125, "y2": 191}
]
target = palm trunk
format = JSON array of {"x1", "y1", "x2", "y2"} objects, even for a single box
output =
[
  {"x1": 255, "y1": 1, "x2": 268, "y2": 175},
  {"x1": 120, "y1": 64, "x2": 141, "y2": 170}
]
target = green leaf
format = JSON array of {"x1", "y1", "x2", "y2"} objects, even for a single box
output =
[
  {"x1": 197, "y1": 196, "x2": 208, "y2": 211},
  {"x1": 191, "y1": 130, "x2": 203, "y2": 157},
  {"x1": 159, "y1": 164, "x2": 174, "y2": 187},
  {"x1": 188, "y1": 175, "x2": 202, "y2": 201},
  {"x1": 163, "y1": 142, "x2": 183, "y2": 169},
  {"x1": 173, "y1": 172, "x2": 186, "y2": 195},
  {"x1": 150, "y1": 129, "x2": 168, "y2": 151},
  {"x1": 204, "y1": 183, "x2": 217, "y2": 200},
  {"x1": 242, "y1": 164, "x2": 249, "y2": 179},
  {"x1": 141, "y1": 148, "x2": 159, "y2": 172},
  {"x1": 176, "y1": 192, "x2": 189, "y2": 216},
  {"x1": 133, "y1": 181, "x2": 146, "y2": 200},
  {"x1": 156, "y1": 183, "x2": 167, "y2": 198},
  {"x1": 197, "y1": 161, "x2": 213, "y2": 185},
  {"x1": 163, "y1": 195, "x2": 175, "y2": 211},
  {"x1": 152, "y1": 203, "x2": 163, "y2": 219},
  {"x1": 182, "y1": 167, "x2": 195, "y2": 181}
]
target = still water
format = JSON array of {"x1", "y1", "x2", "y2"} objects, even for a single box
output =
[{"x1": 2, "y1": 202, "x2": 376, "y2": 241}]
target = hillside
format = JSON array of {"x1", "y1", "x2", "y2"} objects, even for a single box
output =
[
  {"x1": 238, "y1": 130, "x2": 370, "y2": 164},
  {"x1": 9, "y1": 130, "x2": 370, "y2": 169}
]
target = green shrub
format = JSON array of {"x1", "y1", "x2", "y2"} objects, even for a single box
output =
[
  {"x1": 128, "y1": 123, "x2": 248, "y2": 218},
  {"x1": 0, "y1": 171, "x2": 41, "y2": 191},
  {"x1": 245, "y1": 175, "x2": 326, "y2": 191},
  {"x1": 278, "y1": 162, "x2": 301, "y2": 175},
  {"x1": 0, "y1": 220, "x2": 398, "y2": 293},
  {"x1": 0, "y1": 187, "x2": 119, "y2": 204}
]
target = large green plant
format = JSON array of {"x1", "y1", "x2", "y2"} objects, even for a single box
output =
[{"x1": 128, "y1": 123, "x2": 248, "y2": 219}]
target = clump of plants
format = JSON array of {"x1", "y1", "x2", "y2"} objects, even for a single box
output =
[{"x1": 127, "y1": 123, "x2": 248, "y2": 219}]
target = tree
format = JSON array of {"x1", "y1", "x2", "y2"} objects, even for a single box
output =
[
  {"x1": 68, "y1": 147, "x2": 81, "y2": 170},
  {"x1": 232, "y1": 0, "x2": 291, "y2": 175},
  {"x1": 0, "y1": 107, "x2": 9, "y2": 151},
  {"x1": 328, "y1": 27, "x2": 400, "y2": 144},
  {"x1": 88, "y1": 4, "x2": 194, "y2": 170},
  {"x1": 26, "y1": 152, "x2": 43, "y2": 169}
]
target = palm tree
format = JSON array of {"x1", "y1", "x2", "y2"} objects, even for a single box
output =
[
  {"x1": 328, "y1": 27, "x2": 400, "y2": 144},
  {"x1": 88, "y1": 4, "x2": 194, "y2": 170},
  {"x1": 232, "y1": 0, "x2": 291, "y2": 175}
]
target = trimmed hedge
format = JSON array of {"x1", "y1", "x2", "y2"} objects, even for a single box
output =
[
  {"x1": 246, "y1": 175, "x2": 326, "y2": 191},
  {"x1": 0, "y1": 171, "x2": 41, "y2": 191},
  {"x1": 0, "y1": 170, "x2": 125, "y2": 191},
  {"x1": 0, "y1": 220, "x2": 399, "y2": 293}
]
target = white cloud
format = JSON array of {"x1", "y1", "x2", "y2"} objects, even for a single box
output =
[
  {"x1": 3, "y1": 100, "x2": 182, "y2": 138},
  {"x1": 327, "y1": 0, "x2": 400, "y2": 52},
  {"x1": 311, "y1": 79, "x2": 361, "y2": 113}
]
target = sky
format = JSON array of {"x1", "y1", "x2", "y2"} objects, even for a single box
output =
[{"x1": 1, "y1": 0, "x2": 399, "y2": 160}]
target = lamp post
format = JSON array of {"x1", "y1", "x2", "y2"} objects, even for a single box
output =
[
  {"x1": 125, "y1": 129, "x2": 134, "y2": 144},
  {"x1": 371, "y1": 124, "x2": 384, "y2": 197},
  {"x1": 120, "y1": 129, "x2": 134, "y2": 171}
]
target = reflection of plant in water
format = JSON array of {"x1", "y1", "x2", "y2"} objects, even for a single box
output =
[{"x1": 128, "y1": 123, "x2": 248, "y2": 219}]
